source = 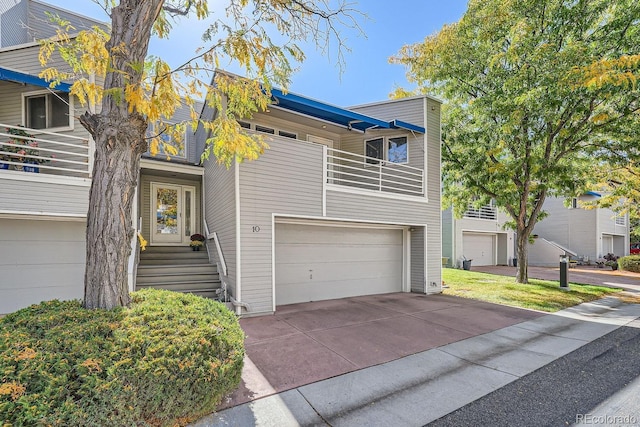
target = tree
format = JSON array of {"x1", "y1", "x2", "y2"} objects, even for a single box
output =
[
  {"x1": 40, "y1": 0, "x2": 362, "y2": 309},
  {"x1": 392, "y1": 0, "x2": 640, "y2": 282}
]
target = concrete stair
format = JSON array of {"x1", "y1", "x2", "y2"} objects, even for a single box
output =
[{"x1": 136, "y1": 245, "x2": 221, "y2": 299}]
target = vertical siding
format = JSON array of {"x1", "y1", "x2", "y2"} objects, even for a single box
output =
[
  {"x1": 139, "y1": 172, "x2": 202, "y2": 241},
  {"x1": 203, "y1": 157, "x2": 237, "y2": 296},
  {"x1": 411, "y1": 227, "x2": 425, "y2": 292},
  {"x1": 0, "y1": 218, "x2": 85, "y2": 314},
  {"x1": 424, "y1": 98, "x2": 442, "y2": 294},
  {"x1": 239, "y1": 138, "x2": 324, "y2": 314}
]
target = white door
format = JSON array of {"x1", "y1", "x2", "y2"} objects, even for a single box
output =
[
  {"x1": 462, "y1": 232, "x2": 495, "y2": 266},
  {"x1": 601, "y1": 234, "x2": 613, "y2": 256},
  {"x1": 275, "y1": 223, "x2": 403, "y2": 306},
  {"x1": 150, "y1": 183, "x2": 195, "y2": 245}
]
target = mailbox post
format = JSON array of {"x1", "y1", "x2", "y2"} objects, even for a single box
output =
[{"x1": 559, "y1": 255, "x2": 569, "y2": 289}]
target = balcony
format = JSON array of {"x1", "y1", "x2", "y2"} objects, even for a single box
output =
[
  {"x1": 325, "y1": 148, "x2": 424, "y2": 197},
  {"x1": 0, "y1": 124, "x2": 91, "y2": 179},
  {"x1": 463, "y1": 203, "x2": 497, "y2": 220}
]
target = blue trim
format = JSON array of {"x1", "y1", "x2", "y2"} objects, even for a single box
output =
[
  {"x1": 585, "y1": 191, "x2": 601, "y2": 197},
  {"x1": 271, "y1": 88, "x2": 424, "y2": 133},
  {"x1": 0, "y1": 67, "x2": 71, "y2": 92}
]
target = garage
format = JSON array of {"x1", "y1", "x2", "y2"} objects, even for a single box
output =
[
  {"x1": 601, "y1": 234, "x2": 613, "y2": 256},
  {"x1": 462, "y1": 232, "x2": 496, "y2": 266},
  {"x1": 0, "y1": 219, "x2": 86, "y2": 314},
  {"x1": 275, "y1": 222, "x2": 404, "y2": 306}
]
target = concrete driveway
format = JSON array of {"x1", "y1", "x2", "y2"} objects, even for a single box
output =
[
  {"x1": 474, "y1": 265, "x2": 640, "y2": 292},
  {"x1": 218, "y1": 292, "x2": 544, "y2": 410}
]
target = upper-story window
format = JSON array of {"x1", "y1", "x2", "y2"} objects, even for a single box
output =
[
  {"x1": 23, "y1": 90, "x2": 72, "y2": 130},
  {"x1": 365, "y1": 136, "x2": 408, "y2": 165},
  {"x1": 615, "y1": 215, "x2": 626, "y2": 226},
  {"x1": 569, "y1": 198, "x2": 579, "y2": 209},
  {"x1": 146, "y1": 123, "x2": 186, "y2": 158},
  {"x1": 238, "y1": 121, "x2": 298, "y2": 139}
]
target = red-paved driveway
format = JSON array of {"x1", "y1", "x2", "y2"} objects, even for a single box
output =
[
  {"x1": 474, "y1": 265, "x2": 640, "y2": 292},
  {"x1": 218, "y1": 292, "x2": 544, "y2": 410}
]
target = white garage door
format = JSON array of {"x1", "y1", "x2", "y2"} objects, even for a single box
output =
[
  {"x1": 601, "y1": 235, "x2": 613, "y2": 256},
  {"x1": 0, "y1": 219, "x2": 85, "y2": 314},
  {"x1": 462, "y1": 232, "x2": 495, "y2": 266},
  {"x1": 275, "y1": 223, "x2": 403, "y2": 306}
]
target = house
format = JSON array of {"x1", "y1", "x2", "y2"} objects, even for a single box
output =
[
  {"x1": 442, "y1": 202, "x2": 516, "y2": 268},
  {"x1": 442, "y1": 193, "x2": 630, "y2": 269},
  {"x1": 528, "y1": 193, "x2": 630, "y2": 266},
  {"x1": 0, "y1": 1, "x2": 443, "y2": 315}
]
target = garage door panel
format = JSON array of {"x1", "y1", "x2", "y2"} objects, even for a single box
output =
[
  {"x1": 275, "y1": 223, "x2": 403, "y2": 305},
  {"x1": 462, "y1": 232, "x2": 495, "y2": 266},
  {"x1": 276, "y1": 244, "x2": 402, "y2": 264}
]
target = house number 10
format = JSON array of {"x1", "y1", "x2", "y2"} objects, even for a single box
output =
[{"x1": 252, "y1": 226, "x2": 261, "y2": 232}]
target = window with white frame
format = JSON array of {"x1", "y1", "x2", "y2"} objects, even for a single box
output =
[
  {"x1": 615, "y1": 215, "x2": 626, "y2": 226},
  {"x1": 23, "y1": 91, "x2": 72, "y2": 130},
  {"x1": 237, "y1": 121, "x2": 298, "y2": 139},
  {"x1": 146, "y1": 123, "x2": 186, "y2": 158},
  {"x1": 365, "y1": 136, "x2": 408, "y2": 165}
]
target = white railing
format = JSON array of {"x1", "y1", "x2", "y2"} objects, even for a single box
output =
[
  {"x1": 204, "y1": 220, "x2": 227, "y2": 277},
  {"x1": 0, "y1": 124, "x2": 90, "y2": 178},
  {"x1": 463, "y1": 203, "x2": 497, "y2": 220},
  {"x1": 325, "y1": 147, "x2": 424, "y2": 196}
]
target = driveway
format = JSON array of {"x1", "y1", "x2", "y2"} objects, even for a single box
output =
[
  {"x1": 474, "y1": 265, "x2": 640, "y2": 292},
  {"x1": 218, "y1": 292, "x2": 544, "y2": 410}
]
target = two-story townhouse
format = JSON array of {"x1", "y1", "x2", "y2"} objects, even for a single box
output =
[
  {"x1": 528, "y1": 193, "x2": 630, "y2": 266},
  {"x1": 0, "y1": 1, "x2": 444, "y2": 316},
  {"x1": 442, "y1": 203, "x2": 516, "y2": 268}
]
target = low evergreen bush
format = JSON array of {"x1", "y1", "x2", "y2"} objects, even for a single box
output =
[
  {"x1": 0, "y1": 289, "x2": 244, "y2": 426},
  {"x1": 618, "y1": 255, "x2": 640, "y2": 273}
]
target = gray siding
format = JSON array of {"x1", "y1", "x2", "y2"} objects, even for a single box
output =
[
  {"x1": 0, "y1": 218, "x2": 85, "y2": 314},
  {"x1": 27, "y1": 0, "x2": 107, "y2": 41},
  {"x1": 0, "y1": 177, "x2": 89, "y2": 215},
  {"x1": 442, "y1": 208, "x2": 453, "y2": 264},
  {"x1": 0, "y1": 1, "x2": 28, "y2": 47},
  {"x1": 351, "y1": 96, "x2": 426, "y2": 126},
  {"x1": 424, "y1": 98, "x2": 442, "y2": 294},
  {"x1": 139, "y1": 172, "x2": 202, "y2": 241},
  {"x1": 411, "y1": 227, "x2": 425, "y2": 292},
  {"x1": 203, "y1": 157, "x2": 237, "y2": 297},
  {"x1": 238, "y1": 138, "x2": 324, "y2": 314}
]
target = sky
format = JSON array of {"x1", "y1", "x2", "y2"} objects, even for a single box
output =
[{"x1": 43, "y1": 0, "x2": 468, "y2": 106}]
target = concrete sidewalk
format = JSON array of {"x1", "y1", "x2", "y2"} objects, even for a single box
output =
[{"x1": 192, "y1": 296, "x2": 640, "y2": 427}]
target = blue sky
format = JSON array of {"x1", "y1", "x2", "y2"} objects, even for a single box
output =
[{"x1": 44, "y1": 1, "x2": 468, "y2": 106}]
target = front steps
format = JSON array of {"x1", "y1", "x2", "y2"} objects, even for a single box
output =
[{"x1": 136, "y1": 245, "x2": 221, "y2": 299}]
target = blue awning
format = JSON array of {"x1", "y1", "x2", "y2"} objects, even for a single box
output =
[
  {"x1": 0, "y1": 67, "x2": 71, "y2": 92},
  {"x1": 585, "y1": 191, "x2": 602, "y2": 197},
  {"x1": 271, "y1": 88, "x2": 425, "y2": 134}
]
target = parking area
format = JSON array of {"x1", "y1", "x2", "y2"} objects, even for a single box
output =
[{"x1": 218, "y1": 292, "x2": 544, "y2": 409}]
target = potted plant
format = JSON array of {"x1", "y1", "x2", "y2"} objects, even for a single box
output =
[
  {"x1": 3, "y1": 127, "x2": 53, "y2": 172},
  {"x1": 190, "y1": 233, "x2": 206, "y2": 251},
  {"x1": 604, "y1": 253, "x2": 619, "y2": 270}
]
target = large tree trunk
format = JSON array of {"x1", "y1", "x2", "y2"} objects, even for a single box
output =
[
  {"x1": 515, "y1": 229, "x2": 529, "y2": 284},
  {"x1": 83, "y1": 117, "x2": 147, "y2": 309},
  {"x1": 82, "y1": 0, "x2": 164, "y2": 309}
]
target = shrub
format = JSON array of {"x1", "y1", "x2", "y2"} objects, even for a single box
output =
[
  {"x1": 0, "y1": 289, "x2": 244, "y2": 426},
  {"x1": 619, "y1": 255, "x2": 640, "y2": 273}
]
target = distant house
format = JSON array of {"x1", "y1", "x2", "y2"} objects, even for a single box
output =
[
  {"x1": 0, "y1": 1, "x2": 444, "y2": 315},
  {"x1": 442, "y1": 202, "x2": 516, "y2": 268},
  {"x1": 528, "y1": 193, "x2": 630, "y2": 266}
]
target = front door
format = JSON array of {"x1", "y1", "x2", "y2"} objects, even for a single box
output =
[{"x1": 151, "y1": 183, "x2": 196, "y2": 245}]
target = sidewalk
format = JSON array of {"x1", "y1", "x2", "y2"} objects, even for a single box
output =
[{"x1": 192, "y1": 295, "x2": 640, "y2": 427}]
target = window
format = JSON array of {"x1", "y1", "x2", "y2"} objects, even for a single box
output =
[
  {"x1": 146, "y1": 123, "x2": 186, "y2": 158},
  {"x1": 569, "y1": 198, "x2": 578, "y2": 209},
  {"x1": 278, "y1": 130, "x2": 297, "y2": 139},
  {"x1": 615, "y1": 215, "x2": 626, "y2": 226},
  {"x1": 365, "y1": 136, "x2": 408, "y2": 165},
  {"x1": 24, "y1": 91, "x2": 71, "y2": 130},
  {"x1": 255, "y1": 125, "x2": 275, "y2": 134},
  {"x1": 365, "y1": 138, "x2": 384, "y2": 164},
  {"x1": 238, "y1": 121, "x2": 251, "y2": 129}
]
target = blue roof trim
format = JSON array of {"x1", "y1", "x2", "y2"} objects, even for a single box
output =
[
  {"x1": 270, "y1": 88, "x2": 424, "y2": 133},
  {"x1": 0, "y1": 67, "x2": 71, "y2": 92},
  {"x1": 391, "y1": 119, "x2": 425, "y2": 134},
  {"x1": 585, "y1": 191, "x2": 601, "y2": 197}
]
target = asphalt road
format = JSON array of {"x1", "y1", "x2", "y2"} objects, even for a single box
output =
[{"x1": 428, "y1": 320, "x2": 640, "y2": 427}]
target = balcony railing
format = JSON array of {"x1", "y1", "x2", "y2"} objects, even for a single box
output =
[
  {"x1": 463, "y1": 203, "x2": 497, "y2": 220},
  {"x1": 0, "y1": 124, "x2": 91, "y2": 178},
  {"x1": 325, "y1": 147, "x2": 424, "y2": 197}
]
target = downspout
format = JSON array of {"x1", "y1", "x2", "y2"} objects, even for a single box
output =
[{"x1": 230, "y1": 296, "x2": 251, "y2": 312}]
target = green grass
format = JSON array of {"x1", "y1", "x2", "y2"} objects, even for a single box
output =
[{"x1": 442, "y1": 269, "x2": 621, "y2": 312}]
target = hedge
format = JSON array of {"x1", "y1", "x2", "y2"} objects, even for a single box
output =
[
  {"x1": 0, "y1": 289, "x2": 245, "y2": 426},
  {"x1": 618, "y1": 255, "x2": 640, "y2": 273}
]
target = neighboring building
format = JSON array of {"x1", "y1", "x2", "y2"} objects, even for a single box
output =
[
  {"x1": 528, "y1": 193, "x2": 630, "y2": 266},
  {"x1": 442, "y1": 202, "x2": 515, "y2": 268},
  {"x1": 0, "y1": 1, "x2": 443, "y2": 315}
]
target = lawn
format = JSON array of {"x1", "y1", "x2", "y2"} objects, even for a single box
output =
[{"x1": 442, "y1": 269, "x2": 621, "y2": 312}]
